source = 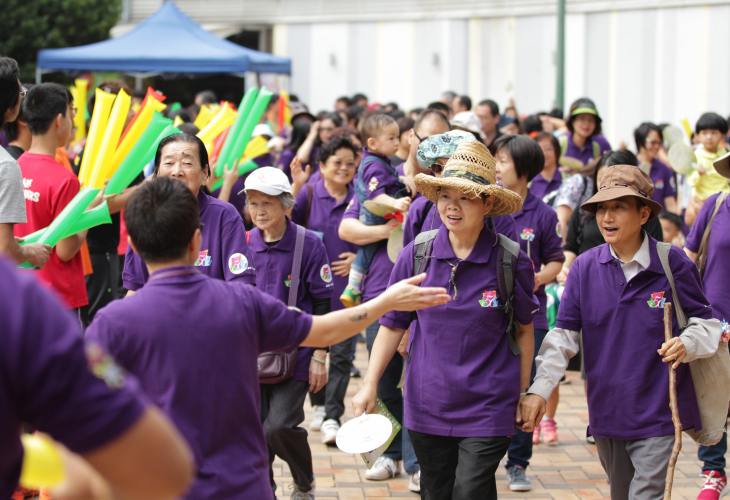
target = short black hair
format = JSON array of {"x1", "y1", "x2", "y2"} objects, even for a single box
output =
[
  {"x1": 549, "y1": 108, "x2": 564, "y2": 119},
  {"x1": 385, "y1": 102, "x2": 399, "y2": 110},
  {"x1": 351, "y1": 93, "x2": 367, "y2": 104},
  {"x1": 177, "y1": 122, "x2": 200, "y2": 135},
  {"x1": 534, "y1": 131, "x2": 561, "y2": 163},
  {"x1": 196, "y1": 90, "x2": 217, "y2": 105},
  {"x1": 347, "y1": 105, "x2": 366, "y2": 122},
  {"x1": 336, "y1": 96, "x2": 350, "y2": 106},
  {"x1": 659, "y1": 211, "x2": 682, "y2": 232},
  {"x1": 427, "y1": 101, "x2": 450, "y2": 116},
  {"x1": 634, "y1": 122, "x2": 662, "y2": 151},
  {"x1": 88, "y1": 79, "x2": 132, "y2": 115},
  {"x1": 3, "y1": 83, "x2": 32, "y2": 142},
  {"x1": 522, "y1": 115, "x2": 543, "y2": 135},
  {"x1": 169, "y1": 109, "x2": 192, "y2": 123},
  {"x1": 415, "y1": 108, "x2": 450, "y2": 134},
  {"x1": 23, "y1": 83, "x2": 69, "y2": 135},
  {"x1": 154, "y1": 133, "x2": 210, "y2": 177},
  {"x1": 458, "y1": 95, "x2": 472, "y2": 111},
  {"x1": 320, "y1": 112, "x2": 343, "y2": 128},
  {"x1": 388, "y1": 109, "x2": 405, "y2": 120},
  {"x1": 318, "y1": 135, "x2": 359, "y2": 164},
  {"x1": 492, "y1": 134, "x2": 545, "y2": 182},
  {"x1": 361, "y1": 112, "x2": 396, "y2": 148},
  {"x1": 396, "y1": 116, "x2": 415, "y2": 137},
  {"x1": 0, "y1": 57, "x2": 20, "y2": 128},
  {"x1": 477, "y1": 99, "x2": 499, "y2": 118},
  {"x1": 695, "y1": 112, "x2": 728, "y2": 136},
  {"x1": 125, "y1": 176, "x2": 200, "y2": 264}
]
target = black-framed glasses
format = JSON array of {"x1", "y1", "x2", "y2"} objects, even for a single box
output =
[
  {"x1": 19, "y1": 86, "x2": 28, "y2": 99},
  {"x1": 414, "y1": 131, "x2": 428, "y2": 143}
]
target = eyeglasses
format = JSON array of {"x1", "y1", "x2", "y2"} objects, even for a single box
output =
[
  {"x1": 20, "y1": 86, "x2": 28, "y2": 99},
  {"x1": 431, "y1": 162, "x2": 446, "y2": 174},
  {"x1": 646, "y1": 140, "x2": 663, "y2": 147},
  {"x1": 319, "y1": 127, "x2": 335, "y2": 133},
  {"x1": 414, "y1": 131, "x2": 428, "y2": 144}
]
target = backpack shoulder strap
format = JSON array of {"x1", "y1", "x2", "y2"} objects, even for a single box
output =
[
  {"x1": 558, "y1": 135, "x2": 568, "y2": 159},
  {"x1": 656, "y1": 241, "x2": 688, "y2": 329},
  {"x1": 288, "y1": 224, "x2": 306, "y2": 307},
  {"x1": 303, "y1": 183, "x2": 313, "y2": 229},
  {"x1": 592, "y1": 139, "x2": 601, "y2": 159},
  {"x1": 497, "y1": 234, "x2": 521, "y2": 355},
  {"x1": 697, "y1": 192, "x2": 728, "y2": 278},
  {"x1": 413, "y1": 229, "x2": 439, "y2": 277}
]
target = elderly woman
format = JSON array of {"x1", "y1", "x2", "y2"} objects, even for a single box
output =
[
  {"x1": 521, "y1": 165, "x2": 721, "y2": 499},
  {"x1": 245, "y1": 167, "x2": 333, "y2": 500},
  {"x1": 123, "y1": 133, "x2": 255, "y2": 293},
  {"x1": 354, "y1": 140, "x2": 539, "y2": 500}
]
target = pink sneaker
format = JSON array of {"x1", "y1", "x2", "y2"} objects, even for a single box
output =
[
  {"x1": 532, "y1": 424, "x2": 541, "y2": 444},
  {"x1": 698, "y1": 471, "x2": 729, "y2": 500},
  {"x1": 542, "y1": 418, "x2": 558, "y2": 446}
]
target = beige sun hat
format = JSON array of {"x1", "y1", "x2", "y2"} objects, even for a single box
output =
[{"x1": 414, "y1": 140, "x2": 523, "y2": 217}]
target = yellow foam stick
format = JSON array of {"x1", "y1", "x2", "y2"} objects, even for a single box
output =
[
  {"x1": 110, "y1": 96, "x2": 166, "y2": 173},
  {"x1": 73, "y1": 79, "x2": 88, "y2": 143},
  {"x1": 280, "y1": 90, "x2": 292, "y2": 127},
  {"x1": 197, "y1": 103, "x2": 237, "y2": 145},
  {"x1": 173, "y1": 115, "x2": 183, "y2": 128},
  {"x1": 681, "y1": 118, "x2": 693, "y2": 140},
  {"x1": 78, "y1": 89, "x2": 115, "y2": 187},
  {"x1": 241, "y1": 135, "x2": 270, "y2": 161},
  {"x1": 20, "y1": 434, "x2": 65, "y2": 489},
  {"x1": 88, "y1": 89, "x2": 132, "y2": 189},
  {"x1": 193, "y1": 105, "x2": 215, "y2": 129}
]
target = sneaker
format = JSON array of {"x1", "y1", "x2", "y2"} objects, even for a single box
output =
[
  {"x1": 289, "y1": 484, "x2": 315, "y2": 500},
  {"x1": 532, "y1": 424, "x2": 541, "y2": 445},
  {"x1": 309, "y1": 406, "x2": 325, "y2": 432},
  {"x1": 698, "y1": 471, "x2": 729, "y2": 500},
  {"x1": 587, "y1": 435, "x2": 595, "y2": 444},
  {"x1": 506, "y1": 465, "x2": 532, "y2": 491},
  {"x1": 409, "y1": 470, "x2": 421, "y2": 493},
  {"x1": 350, "y1": 366, "x2": 361, "y2": 378},
  {"x1": 365, "y1": 456, "x2": 400, "y2": 481},
  {"x1": 340, "y1": 286, "x2": 362, "y2": 308},
  {"x1": 321, "y1": 419, "x2": 340, "y2": 445},
  {"x1": 542, "y1": 418, "x2": 558, "y2": 446}
]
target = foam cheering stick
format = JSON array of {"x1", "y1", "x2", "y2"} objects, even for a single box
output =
[
  {"x1": 211, "y1": 158, "x2": 258, "y2": 191},
  {"x1": 197, "y1": 102, "x2": 237, "y2": 146},
  {"x1": 119, "y1": 87, "x2": 166, "y2": 144},
  {"x1": 280, "y1": 90, "x2": 292, "y2": 127},
  {"x1": 106, "y1": 112, "x2": 172, "y2": 196},
  {"x1": 225, "y1": 88, "x2": 273, "y2": 176},
  {"x1": 78, "y1": 89, "x2": 115, "y2": 187},
  {"x1": 209, "y1": 125, "x2": 230, "y2": 164},
  {"x1": 241, "y1": 135, "x2": 270, "y2": 162},
  {"x1": 216, "y1": 87, "x2": 258, "y2": 177},
  {"x1": 88, "y1": 89, "x2": 132, "y2": 189},
  {"x1": 137, "y1": 124, "x2": 182, "y2": 174},
  {"x1": 194, "y1": 105, "x2": 215, "y2": 129},
  {"x1": 172, "y1": 115, "x2": 183, "y2": 128},
  {"x1": 38, "y1": 189, "x2": 100, "y2": 247},
  {"x1": 111, "y1": 93, "x2": 166, "y2": 173},
  {"x1": 19, "y1": 435, "x2": 65, "y2": 489},
  {"x1": 19, "y1": 201, "x2": 112, "y2": 246},
  {"x1": 73, "y1": 79, "x2": 88, "y2": 143}
]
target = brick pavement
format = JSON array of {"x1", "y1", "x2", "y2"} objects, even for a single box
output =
[{"x1": 272, "y1": 341, "x2": 715, "y2": 499}]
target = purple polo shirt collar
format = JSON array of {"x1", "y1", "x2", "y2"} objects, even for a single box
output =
[
  {"x1": 430, "y1": 222, "x2": 494, "y2": 264},
  {"x1": 146, "y1": 265, "x2": 202, "y2": 285},
  {"x1": 596, "y1": 233, "x2": 665, "y2": 275},
  {"x1": 567, "y1": 131, "x2": 593, "y2": 154},
  {"x1": 511, "y1": 191, "x2": 538, "y2": 218},
  {"x1": 249, "y1": 217, "x2": 297, "y2": 253},
  {"x1": 361, "y1": 147, "x2": 393, "y2": 165},
  {"x1": 315, "y1": 177, "x2": 353, "y2": 207},
  {"x1": 530, "y1": 168, "x2": 562, "y2": 201}
]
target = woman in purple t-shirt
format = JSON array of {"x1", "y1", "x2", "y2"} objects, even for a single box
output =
[
  {"x1": 295, "y1": 112, "x2": 342, "y2": 178},
  {"x1": 634, "y1": 122, "x2": 678, "y2": 213}
]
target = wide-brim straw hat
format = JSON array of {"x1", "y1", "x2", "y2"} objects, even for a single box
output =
[
  {"x1": 580, "y1": 164, "x2": 663, "y2": 220},
  {"x1": 414, "y1": 140, "x2": 523, "y2": 217}
]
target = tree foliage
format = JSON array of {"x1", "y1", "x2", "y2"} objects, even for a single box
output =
[{"x1": 0, "y1": 0, "x2": 122, "y2": 79}]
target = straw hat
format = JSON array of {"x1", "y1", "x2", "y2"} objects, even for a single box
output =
[
  {"x1": 414, "y1": 140, "x2": 523, "y2": 217},
  {"x1": 580, "y1": 164, "x2": 663, "y2": 219}
]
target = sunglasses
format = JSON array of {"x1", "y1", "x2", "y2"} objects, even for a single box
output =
[
  {"x1": 20, "y1": 86, "x2": 28, "y2": 99},
  {"x1": 431, "y1": 162, "x2": 446, "y2": 174}
]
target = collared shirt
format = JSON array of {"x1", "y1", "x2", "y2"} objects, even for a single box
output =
[
  {"x1": 382, "y1": 224, "x2": 539, "y2": 437},
  {"x1": 608, "y1": 231, "x2": 651, "y2": 282},
  {"x1": 359, "y1": 148, "x2": 401, "y2": 199},
  {"x1": 563, "y1": 132, "x2": 611, "y2": 167},
  {"x1": 86, "y1": 266, "x2": 312, "y2": 500},
  {"x1": 529, "y1": 235, "x2": 720, "y2": 440},
  {"x1": 529, "y1": 168, "x2": 563, "y2": 205},
  {"x1": 123, "y1": 189, "x2": 256, "y2": 290}
]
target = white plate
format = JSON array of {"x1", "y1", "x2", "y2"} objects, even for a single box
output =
[{"x1": 335, "y1": 414, "x2": 393, "y2": 454}]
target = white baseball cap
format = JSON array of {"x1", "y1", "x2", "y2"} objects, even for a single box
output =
[
  {"x1": 240, "y1": 166, "x2": 293, "y2": 196},
  {"x1": 253, "y1": 123, "x2": 275, "y2": 138},
  {"x1": 451, "y1": 111, "x2": 486, "y2": 140}
]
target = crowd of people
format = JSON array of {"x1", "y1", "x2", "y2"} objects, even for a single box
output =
[{"x1": 2, "y1": 51, "x2": 730, "y2": 500}]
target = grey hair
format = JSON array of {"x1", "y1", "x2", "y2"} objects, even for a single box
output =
[{"x1": 278, "y1": 192, "x2": 295, "y2": 209}]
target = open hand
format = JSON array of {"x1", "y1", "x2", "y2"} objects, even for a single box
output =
[
  {"x1": 332, "y1": 252, "x2": 356, "y2": 277},
  {"x1": 381, "y1": 274, "x2": 450, "y2": 312},
  {"x1": 222, "y1": 159, "x2": 240, "y2": 189},
  {"x1": 291, "y1": 156, "x2": 311, "y2": 188}
]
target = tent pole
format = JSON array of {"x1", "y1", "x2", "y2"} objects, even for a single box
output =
[
  {"x1": 135, "y1": 75, "x2": 143, "y2": 91},
  {"x1": 36, "y1": 66, "x2": 41, "y2": 84}
]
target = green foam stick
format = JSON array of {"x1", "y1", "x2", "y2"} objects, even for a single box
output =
[
  {"x1": 38, "y1": 188, "x2": 99, "y2": 247},
  {"x1": 106, "y1": 112, "x2": 171, "y2": 195},
  {"x1": 216, "y1": 87, "x2": 258, "y2": 177},
  {"x1": 19, "y1": 202, "x2": 112, "y2": 248},
  {"x1": 211, "y1": 159, "x2": 259, "y2": 191},
  {"x1": 138, "y1": 125, "x2": 182, "y2": 174},
  {"x1": 226, "y1": 89, "x2": 273, "y2": 174}
]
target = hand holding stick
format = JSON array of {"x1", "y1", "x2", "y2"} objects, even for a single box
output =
[{"x1": 664, "y1": 302, "x2": 682, "y2": 500}]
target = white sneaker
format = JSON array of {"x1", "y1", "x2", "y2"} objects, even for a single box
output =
[
  {"x1": 409, "y1": 470, "x2": 421, "y2": 492},
  {"x1": 321, "y1": 419, "x2": 340, "y2": 445},
  {"x1": 309, "y1": 406, "x2": 326, "y2": 431},
  {"x1": 365, "y1": 456, "x2": 400, "y2": 481}
]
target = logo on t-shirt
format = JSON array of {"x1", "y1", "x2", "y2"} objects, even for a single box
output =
[
  {"x1": 346, "y1": 198, "x2": 354, "y2": 211},
  {"x1": 195, "y1": 249, "x2": 212, "y2": 267},
  {"x1": 555, "y1": 222, "x2": 563, "y2": 239},
  {"x1": 721, "y1": 319, "x2": 729, "y2": 343},
  {"x1": 228, "y1": 253, "x2": 248, "y2": 274},
  {"x1": 368, "y1": 177, "x2": 379, "y2": 192},
  {"x1": 647, "y1": 291, "x2": 666, "y2": 308},
  {"x1": 22, "y1": 178, "x2": 40, "y2": 202},
  {"x1": 655, "y1": 179, "x2": 664, "y2": 190},
  {"x1": 285, "y1": 274, "x2": 291, "y2": 287},
  {"x1": 85, "y1": 342, "x2": 126, "y2": 389},
  {"x1": 320, "y1": 264, "x2": 332, "y2": 283},
  {"x1": 520, "y1": 228, "x2": 535, "y2": 241},
  {"x1": 479, "y1": 290, "x2": 499, "y2": 308}
]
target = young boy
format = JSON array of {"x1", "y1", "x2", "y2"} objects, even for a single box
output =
[
  {"x1": 688, "y1": 112, "x2": 729, "y2": 201},
  {"x1": 14, "y1": 83, "x2": 103, "y2": 325},
  {"x1": 659, "y1": 211, "x2": 683, "y2": 246},
  {"x1": 341, "y1": 113, "x2": 411, "y2": 307}
]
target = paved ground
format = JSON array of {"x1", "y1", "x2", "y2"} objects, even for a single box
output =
[{"x1": 273, "y1": 342, "x2": 712, "y2": 499}]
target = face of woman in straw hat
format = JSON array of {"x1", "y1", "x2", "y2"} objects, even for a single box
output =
[{"x1": 437, "y1": 186, "x2": 496, "y2": 237}]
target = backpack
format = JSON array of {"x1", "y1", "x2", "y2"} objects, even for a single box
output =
[
  {"x1": 656, "y1": 241, "x2": 730, "y2": 446},
  {"x1": 696, "y1": 192, "x2": 729, "y2": 279},
  {"x1": 411, "y1": 226, "x2": 522, "y2": 356},
  {"x1": 558, "y1": 135, "x2": 601, "y2": 167}
]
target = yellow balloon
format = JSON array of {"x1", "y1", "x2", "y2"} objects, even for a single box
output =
[
  {"x1": 20, "y1": 434, "x2": 65, "y2": 489},
  {"x1": 89, "y1": 89, "x2": 132, "y2": 189},
  {"x1": 73, "y1": 79, "x2": 88, "y2": 143},
  {"x1": 242, "y1": 135, "x2": 270, "y2": 161},
  {"x1": 193, "y1": 105, "x2": 215, "y2": 129},
  {"x1": 197, "y1": 103, "x2": 237, "y2": 145},
  {"x1": 78, "y1": 89, "x2": 115, "y2": 188},
  {"x1": 110, "y1": 96, "x2": 166, "y2": 173}
]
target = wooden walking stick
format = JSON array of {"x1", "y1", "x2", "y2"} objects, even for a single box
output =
[{"x1": 664, "y1": 302, "x2": 682, "y2": 500}]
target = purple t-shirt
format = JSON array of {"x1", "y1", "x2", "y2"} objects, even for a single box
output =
[
  {"x1": 249, "y1": 218, "x2": 333, "y2": 381},
  {"x1": 291, "y1": 179, "x2": 357, "y2": 311},
  {"x1": 123, "y1": 189, "x2": 256, "y2": 290},
  {"x1": 685, "y1": 192, "x2": 730, "y2": 335},
  {"x1": 0, "y1": 258, "x2": 145, "y2": 500},
  {"x1": 529, "y1": 168, "x2": 563, "y2": 205},
  {"x1": 360, "y1": 149, "x2": 401, "y2": 200},
  {"x1": 277, "y1": 149, "x2": 296, "y2": 182},
  {"x1": 563, "y1": 132, "x2": 611, "y2": 166},
  {"x1": 381, "y1": 225, "x2": 538, "y2": 437},
  {"x1": 86, "y1": 267, "x2": 313, "y2": 500},
  {"x1": 513, "y1": 192, "x2": 565, "y2": 330},
  {"x1": 648, "y1": 158, "x2": 677, "y2": 209},
  {"x1": 557, "y1": 236, "x2": 711, "y2": 439}
]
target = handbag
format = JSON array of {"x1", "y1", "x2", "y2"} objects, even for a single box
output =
[
  {"x1": 657, "y1": 241, "x2": 730, "y2": 446},
  {"x1": 258, "y1": 224, "x2": 306, "y2": 384}
]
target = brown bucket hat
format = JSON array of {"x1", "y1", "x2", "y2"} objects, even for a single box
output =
[
  {"x1": 714, "y1": 150, "x2": 730, "y2": 179},
  {"x1": 580, "y1": 164, "x2": 663, "y2": 220}
]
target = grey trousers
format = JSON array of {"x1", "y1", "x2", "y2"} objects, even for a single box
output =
[
  {"x1": 324, "y1": 337, "x2": 353, "y2": 423},
  {"x1": 261, "y1": 378, "x2": 314, "y2": 494},
  {"x1": 595, "y1": 435, "x2": 675, "y2": 500}
]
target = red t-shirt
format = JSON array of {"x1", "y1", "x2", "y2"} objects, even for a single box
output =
[{"x1": 14, "y1": 152, "x2": 88, "y2": 309}]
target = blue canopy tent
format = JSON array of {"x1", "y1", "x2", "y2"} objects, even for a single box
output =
[{"x1": 36, "y1": 1, "x2": 290, "y2": 84}]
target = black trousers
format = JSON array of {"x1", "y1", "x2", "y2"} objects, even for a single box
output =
[
  {"x1": 308, "y1": 337, "x2": 352, "y2": 412},
  {"x1": 409, "y1": 429, "x2": 510, "y2": 500},
  {"x1": 85, "y1": 252, "x2": 119, "y2": 321}
]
